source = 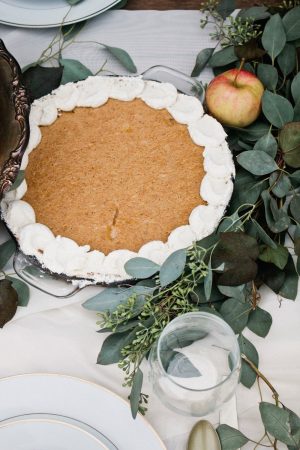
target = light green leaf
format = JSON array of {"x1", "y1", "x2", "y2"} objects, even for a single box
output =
[
  {"x1": 283, "y1": 6, "x2": 300, "y2": 41},
  {"x1": 257, "y1": 63, "x2": 278, "y2": 90},
  {"x1": 204, "y1": 263, "x2": 213, "y2": 300},
  {"x1": 0, "y1": 279, "x2": 18, "y2": 328},
  {"x1": 259, "y1": 244, "x2": 289, "y2": 269},
  {"x1": 248, "y1": 307, "x2": 272, "y2": 337},
  {"x1": 237, "y1": 151, "x2": 278, "y2": 176},
  {"x1": 269, "y1": 172, "x2": 291, "y2": 198},
  {"x1": 278, "y1": 44, "x2": 296, "y2": 76},
  {"x1": 9, "y1": 170, "x2": 25, "y2": 191},
  {"x1": 6, "y1": 276, "x2": 30, "y2": 307},
  {"x1": 279, "y1": 255, "x2": 298, "y2": 300},
  {"x1": 191, "y1": 48, "x2": 214, "y2": 77},
  {"x1": 218, "y1": 285, "x2": 245, "y2": 301},
  {"x1": 217, "y1": 424, "x2": 249, "y2": 450},
  {"x1": 262, "y1": 14, "x2": 286, "y2": 62},
  {"x1": 291, "y1": 195, "x2": 300, "y2": 222},
  {"x1": 60, "y1": 58, "x2": 92, "y2": 84},
  {"x1": 253, "y1": 133, "x2": 277, "y2": 158},
  {"x1": 62, "y1": 21, "x2": 86, "y2": 42},
  {"x1": 252, "y1": 219, "x2": 277, "y2": 249},
  {"x1": 130, "y1": 368, "x2": 143, "y2": 419},
  {"x1": 97, "y1": 329, "x2": 137, "y2": 365},
  {"x1": 260, "y1": 402, "x2": 296, "y2": 446},
  {"x1": 291, "y1": 72, "x2": 300, "y2": 103},
  {"x1": 238, "y1": 334, "x2": 259, "y2": 388},
  {"x1": 238, "y1": 6, "x2": 270, "y2": 21},
  {"x1": 0, "y1": 239, "x2": 16, "y2": 270},
  {"x1": 159, "y1": 249, "x2": 186, "y2": 288},
  {"x1": 280, "y1": 122, "x2": 300, "y2": 168},
  {"x1": 209, "y1": 46, "x2": 238, "y2": 67},
  {"x1": 220, "y1": 298, "x2": 250, "y2": 333},
  {"x1": 125, "y1": 257, "x2": 160, "y2": 279},
  {"x1": 103, "y1": 45, "x2": 137, "y2": 73},
  {"x1": 262, "y1": 91, "x2": 294, "y2": 129}
]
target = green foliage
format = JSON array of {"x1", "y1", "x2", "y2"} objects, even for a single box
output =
[
  {"x1": 191, "y1": 48, "x2": 214, "y2": 76},
  {"x1": 60, "y1": 58, "x2": 92, "y2": 84},
  {"x1": 103, "y1": 45, "x2": 137, "y2": 73},
  {"x1": 282, "y1": 5, "x2": 300, "y2": 41},
  {"x1": 261, "y1": 14, "x2": 286, "y2": 62},
  {"x1": 260, "y1": 402, "x2": 298, "y2": 446},
  {"x1": 217, "y1": 424, "x2": 249, "y2": 450},
  {"x1": 23, "y1": 66, "x2": 63, "y2": 100},
  {"x1": 9, "y1": 170, "x2": 25, "y2": 191},
  {"x1": 262, "y1": 91, "x2": 294, "y2": 129},
  {"x1": 159, "y1": 249, "x2": 187, "y2": 287},
  {"x1": 257, "y1": 63, "x2": 278, "y2": 90},
  {"x1": 237, "y1": 150, "x2": 278, "y2": 175},
  {"x1": 238, "y1": 334, "x2": 259, "y2": 388},
  {"x1": 247, "y1": 306, "x2": 272, "y2": 337},
  {"x1": 6, "y1": 276, "x2": 30, "y2": 307},
  {"x1": 0, "y1": 279, "x2": 18, "y2": 327},
  {"x1": 125, "y1": 257, "x2": 160, "y2": 279},
  {"x1": 0, "y1": 239, "x2": 16, "y2": 269}
]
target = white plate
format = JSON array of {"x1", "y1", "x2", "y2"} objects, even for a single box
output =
[
  {"x1": 0, "y1": 0, "x2": 123, "y2": 28},
  {"x1": 0, "y1": 418, "x2": 108, "y2": 450},
  {"x1": 0, "y1": 374, "x2": 166, "y2": 450}
]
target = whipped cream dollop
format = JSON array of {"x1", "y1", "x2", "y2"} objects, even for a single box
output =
[{"x1": 1, "y1": 76, "x2": 235, "y2": 284}]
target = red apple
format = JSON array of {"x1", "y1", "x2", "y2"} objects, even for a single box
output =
[{"x1": 205, "y1": 69, "x2": 264, "y2": 128}]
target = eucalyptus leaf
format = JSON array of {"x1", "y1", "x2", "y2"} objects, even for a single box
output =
[
  {"x1": 247, "y1": 307, "x2": 272, "y2": 337},
  {"x1": 9, "y1": 170, "x2": 25, "y2": 191},
  {"x1": 191, "y1": 48, "x2": 214, "y2": 77},
  {"x1": 23, "y1": 65, "x2": 63, "y2": 100},
  {"x1": 130, "y1": 368, "x2": 143, "y2": 419},
  {"x1": 0, "y1": 279, "x2": 18, "y2": 328},
  {"x1": 252, "y1": 219, "x2": 277, "y2": 249},
  {"x1": 166, "y1": 352, "x2": 201, "y2": 378},
  {"x1": 229, "y1": 170, "x2": 267, "y2": 212},
  {"x1": 159, "y1": 249, "x2": 186, "y2": 288},
  {"x1": 269, "y1": 195, "x2": 291, "y2": 232},
  {"x1": 204, "y1": 263, "x2": 213, "y2": 300},
  {"x1": 125, "y1": 257, "x2": 160, "y2": 279},
  {"x1": 260, "y1": 260, "x2": 286, "y2": 294},
  {"x1": 238, "y1": 6, "x2": 270, "y2": 21},
  {"x1": 0, "y1": 239, "x2": 16, "y2": 270},
  {"x1": 283, "y1": 6, "x2": 300, "y2": 41},
  {"x1": 216, "y1": 0, "x2": 235, "y2": 19},
  {"x1": 237, "y1": 151, "x2": 278, "y2": 176},
  {"x1": 97, "y1": 329, "x2": 137, "y2": 365},
  {"x1": 278, "y1": 44, "x2": 296, "y2": 77},
  {"x1": 253, "y1": 133, "x2": 277, "y2": 158},
  {"x1": 262, "y1": 91, "x2": 294, "y2": 129},
  {"x1": 238, "y1": 334, "x2": 259, "y2": 388},
  {"x1": 217, "y1": 424, "x2": 249, "y2": 450},
  {"x1": 209, "y1": 46, "x2": 238, "y2": 68},
  {"x1": 62, "y1": 21, "x2": 86, "y2": 42},
  {"x1": 220, "y1": 298, "x2": 250, "y2": 333},
  {"x1": 60, "y1": 58, "x2": 92, "y2": 84},
  {"x1": 217, "y1": 284, "x2": 245, "y2": 301},
  {"x1": 294, "y1": 100, "x2": 300, "y2": 121},
  {"x1": 290, "y1": 195, "x2": 300, "y2": 222},
  {"x1": 260, "y1": 402, "x2": 296, "y2": 446},
  {"x1": 290, "y1": 170, "x2": 300, "y2": 187},
  {"x1": 6, "y1": 276, "x2": 30, "y2": 307},
  {"x1": 259, "y1": 244, "x2": 289, "y2": 270},
  {"x1": 218, "y1": 211, "x2": 243, "y2": 233},
  {"x1": 269, "y1": 172, "x2": 291, "y2": 198},
  {"x1": 279, "y1": 255, "x2": 298, "y2": 300},
  {"x1": 103, "y1": 45, "x2": 137, "y2": 73},
  {"x1": 67, "y1": 0, "x2": 83, "y2": 4},
  {"x1": 257, "y1": 64, "x2": 278, "y2": 91},
  {"x1": 234, "y1": 122, "x2": 271, "y2": 142},
  {"x1": 261, "y1": 14, "x2": 286, "y2": 62},
  {"x1": 280, "y1": 122, "x2": 300, "y2": 168},
  {"x1": 291, "y1": 72, "x2": 300, "y2": 103}
]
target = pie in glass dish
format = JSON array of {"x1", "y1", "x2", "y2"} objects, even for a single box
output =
[{"x1": 1, "y1": 76, "x2": 235, "y2": 285}]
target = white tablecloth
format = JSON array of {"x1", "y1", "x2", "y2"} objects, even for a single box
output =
[{"x1": 0, "y1": 10, "x2": 299, "y2": 449}]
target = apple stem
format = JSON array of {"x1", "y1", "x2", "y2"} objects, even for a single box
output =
[{"x1": 233, "y1": 58, "x2": 245, "y2": 86}]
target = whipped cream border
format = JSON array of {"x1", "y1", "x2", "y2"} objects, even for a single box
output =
[{"x1": 1, "y1": 76, "x2": 235, "y2": 285}]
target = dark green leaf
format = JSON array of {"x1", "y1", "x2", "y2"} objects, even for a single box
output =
[
  {"x1": 218, "y1": 211, "x2": 243, "y2": 233},
  {"x1": 234, "y1": 122, "x2": 271, "y2": 141},
  {"x1": 234, "y1": 39, "x2": 266, "y2": 61},
  {"x1": 252, "y1": 220, "x2": 276, "y2": 249},
  {"x1": 238, "y1": 6, "x2": 270, "y2": 21},
  {"x1": 229, "y1": 170, "x2": 267, "y2": 212},
  {"x1": 160, "y1": 249, "x2": 186, "y2": 287},
  {"x1": 217, "y1": 424, "x2": 249, "y2": 450},
  {"x1": 60, "y1": 58, "x2": 92, "y2": 84},
  {"x1": 218, "y1": 284, "x2": 245, "y2": 301},
  {"x1": 62, "y1": 21, "x2": 86, "y2": 42},
  {"x1": 269, "y1": 172, "x2": 291, "y2": 198},
  {"x1": 9, "y1": 170, "x2": 25, "y2": 191},
  {"x1": 280, "y1": 122, "x2": 300, "y2": 168},
  {"x1": 262, "y1": 14, "x2": 286, "y2": 61},
  {"x1": 260, "y1": 402, "x2": 296, "y2": 446},
  {"x1": 103, "y1": 45, "x2": 137, "y2": 73},
  {"x1": 253, "y1": 132, "x2": 277, "y2": 158},
  {"x1": 259, "y1": 244, "x2": 289, "y2": 269},
  {"x1": 290, "y1": 170, "x2": 300, "y2": 187},
  {"x1": 278, "y1": 44, "x2": 296, "y2": 76},
  {"x1": 262, "y1": 91, "x2": 294, "y2": 129},
  {"x1": 204, "y1": 263, "x2": 213, "y2": 300},
  {"x1": 279, "y1": 255, "x2": 298, "y2": 300},
  {"x1": 23, "y1": 65, "x2": 63, "y2": 100},
  {"x1": 283, "y1": 6, "x2": 300, "y2": 41},
  {"x1": 238, "y1": 334, "x2": 259, "y2": 388},
  {"x1": 67, "y1": 0, "x2": 83, "y2": 4},
  {"x1": 270, "y1": 195, "x2": 291, "y2": 232},
  {"x1": 6, "y1": 276, "x2": 30, "y2": 307},
  {"x1": 191, "y1": 48, "x2": 214, "y2": 76},
  {"x1": 220, "y1": 298, "x2": 250, "y2": 333},
  {"x1": 209, "y1": 46, "x2": 238, "y2": 67},
  {"x1": 294, "y1": 100, "x2": 300, "y2": 121},
  {"x1": 295, "y1": 238, "x2": 300, "y2": 256},
  {"x1": 259, "y1": 260, "x2": 286, "y2": 293},
  {"x1": 290, "y1": 194, "x2": 300, "y2": 222},
  {"x1": 285, "y1": 407, "x2": 300, "y2": 446},
  {"x1": 257, "y1": 63, "x2": 278, "y2": 91},
  {"x1": 216, "y1": 0, "x2": 235, "y2": 19},
  {"x1": 237, "y1": 150, "x2": 278, "y2": 176},
  {"x1": 291, "y1": 72, "x2": 300, "y2": 103},
  {"x1": 0, "y1": 279, "x2": 18, "y2": 327},
  {"x1": 248, "y1": 307, "x2": 272, "y2": 337},
  {"x1": 125, "y1": 257, "x2": 160, "y2": 278},
  {"x1": 97, "y1": 329, "x2": 137, "y2": 365},
  {"x1": 190, "y1": 283, "x2": 224, "y2": 304},
  {"x1": 0, "y1": 239, "x2": 16, "y2": 269},
  {"x1": 130, "y1": 368, "x2": 143, "y2": 419}
]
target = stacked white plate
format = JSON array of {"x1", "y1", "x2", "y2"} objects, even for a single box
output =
[
  {"x1": 0, "y1": 374, "x2": 166, "y2": 450},
  {"x1": 0, "y1": 0, "x2": 124, "y2": 28}
]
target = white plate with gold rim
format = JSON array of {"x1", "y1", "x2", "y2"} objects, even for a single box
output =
[
  {"x1": 0, "y1": 374, "x2": 166, "y2": 450},
  {"x1": 0, "y1": 0, "x2": 124, "y2": 28}
]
